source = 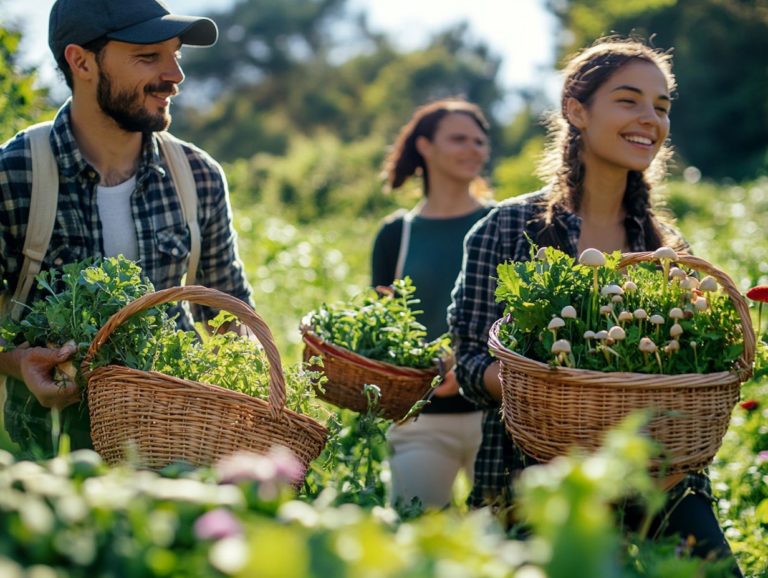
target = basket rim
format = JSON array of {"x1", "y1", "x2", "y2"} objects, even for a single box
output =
[
  {"x1": 88, "y1": 364, "x2": 329, "y2": 438},
  {"x1": 300, "y1": 320, "x2": 441, "y2": 378},
  {"x1": 488, "y1": 249, "x2": 756, "y2": 386}
]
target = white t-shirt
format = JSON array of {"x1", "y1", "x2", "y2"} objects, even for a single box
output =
[{"x1": 96, "y1": 176, "x2": 138, "y2": 261}]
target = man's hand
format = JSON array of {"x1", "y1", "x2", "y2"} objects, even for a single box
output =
[{"x1": 17, "y1": 342, "x2": 80, "y2": 410}]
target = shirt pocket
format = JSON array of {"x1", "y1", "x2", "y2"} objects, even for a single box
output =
[{"x1": 155, "y1": 224, "x2": 191, "y2": 283}]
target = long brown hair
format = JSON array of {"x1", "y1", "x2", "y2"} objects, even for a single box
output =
[
  {"x1": 383, "y1": 98, "x2": 491, "y2": 196},
  {"x1": 536, "y1": 37, "x2": 680, "y2": 250}
]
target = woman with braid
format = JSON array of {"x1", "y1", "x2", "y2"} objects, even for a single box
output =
[
  {"x1": 448, "y1": 38, "x2": 742, "y2": 574},
  {"x1": 371, "y1": 98, "x2": 493, "y2": 509}
]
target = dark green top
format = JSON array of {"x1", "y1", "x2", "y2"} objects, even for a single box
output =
[{"x1": 371, "y1": 205, "x2": 492, "y2": 413}]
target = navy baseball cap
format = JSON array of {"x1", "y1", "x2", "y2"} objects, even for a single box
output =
[{"x1": 49, "y1": 0, "x2": 218, "y2": 61}]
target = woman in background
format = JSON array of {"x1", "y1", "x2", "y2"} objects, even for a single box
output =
[
  {"x1": 371, "y1": 98, "x2": 493, "y2": 509},
  {"x1": 448, "y1": 37, "x2": 742, "y2": 575}
]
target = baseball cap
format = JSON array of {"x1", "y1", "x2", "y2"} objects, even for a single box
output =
[{"x1": 49, "y1": 0, "x2": 218, "y2": 61}]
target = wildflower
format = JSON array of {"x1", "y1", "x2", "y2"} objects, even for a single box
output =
[
  {"x1": 194, "y1": 508, "x2": 243, "y2": 541},
  {"x1": 739, "y1": 399, "x2": 759, "y2": 411}
]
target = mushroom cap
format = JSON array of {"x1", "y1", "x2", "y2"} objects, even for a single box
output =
[
  {"x1": 579, "y1": 248, "x2": 606, "y2": 267},
  {"x1": 535, "y1": 247, "x2": 548, "y2": 261},
  {"x1": 649, "y1": 314, "x2": 665, "y2": 325},
  {"x1": 548, "y1": 317, "x2": 566, "y2": 330},
  {"x1": 633, "y1": 308, "x2": 648, "y2": 320},
  {"x1": 746, "y1": 285, "x2": 768, "y2": 302},
  {"x1": 669, "y1": 267, "x2": 686, "y2": 280},
  {"x1": 600, "y1": 284, "x2": 624, "y2": 297},
  {"x1": 583, "y1": 330, "x2": 596, "y2": 339},
  {"x1": 670, "y1": 323, "x2": 684, "y2": 337},
  {"x1": 665, "y1": 340, "x2": 680, "y2": 353},
  {"x1": 560, "y1": 305, "x2": 577, "y2": 319},
  {"x1": 622, "y1": 281, "x2": 638, "y2": 293},
  {"x1": 599, "y1": 304, "x2": 614, "y2": 315},
  {"x1": 595, "y1": 330, "x2": 609, "y2": 340},
  {"x1": 693, "y1": 297, "x2": 709, "y2": 311},
  {"x1": 668, "y1": 307, "x2": 684, "y2": 319},
  {"x1": 698, "y1": 276, "x2": 718, "y2": 292},
  {"x1": 608, "y1": 326, "x2": 626, "y2": 341},
  {"x1": 652, "y1": 247, "x2": 678, "y2": 261},
  {"x1": 639, "y1": 337, "x2": 658, "y2": 352},
  {"x1": 618, "y1": 310, "x2": 634, "y2": 322},
  {"x1": 551, "y1": 339, "x2": 572, "y2": 354},
  {"x1": 681, "y1": 277, "x2": 700, "y2": 290}
]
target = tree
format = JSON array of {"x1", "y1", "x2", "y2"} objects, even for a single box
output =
[{"x1": 0, "y1": 20, "x2": 51, "y2": 143}]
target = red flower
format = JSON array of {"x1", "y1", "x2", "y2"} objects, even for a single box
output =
[
  {"x1": 740, "y1": 399, "x2": 759, "y2": 411},
  {"x1": 746, "y1": 285, "x2": 768, "y2": 302}
]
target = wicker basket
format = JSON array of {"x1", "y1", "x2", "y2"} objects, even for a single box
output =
[
  {"x1": 82, "y1": 286, "x2": 328, "y2": 477},
  {"x1": 300, "y1": 321, "x2": 441, "y2": 421},
  {"x1": 488, "y1": 251, "x2": 756, "y2": 475}
]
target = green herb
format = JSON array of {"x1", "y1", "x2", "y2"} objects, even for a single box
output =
[
  {"x1": 495, "y1": 246, "x2": 744, "y2": 374},
  {"x1": 307, "y1": 277, "x2": 450, "y2": 368}
]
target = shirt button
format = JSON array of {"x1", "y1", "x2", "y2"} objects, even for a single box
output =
[{"x1": 171, "y1": 248, "x2": 179, "y2": 256}]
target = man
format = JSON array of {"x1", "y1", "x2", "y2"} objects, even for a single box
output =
[{"x1": 0, "y1": 0, "x2": 253, "y2": 456}]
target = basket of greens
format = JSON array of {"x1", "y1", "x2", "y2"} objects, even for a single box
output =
[
  {"x1": 488, "y1": 247, "x2": 755, "y2": 475},
  {"x1": 300, "y1": 278, "x2": 450, "y2": 420},
  {"x1": 2, "y1": 257, "x2": 328, "y2": 475}
]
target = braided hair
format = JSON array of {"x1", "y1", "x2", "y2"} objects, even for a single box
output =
[{"x1": 536, "y1": 37, "x2": 681, "y2": 250}]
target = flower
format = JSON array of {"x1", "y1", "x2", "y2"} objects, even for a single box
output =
[
  {"x1": 739, "y1": 399, "x2": 759, "y2": 411},
  {"x1": 194, "y1": 508, "x2": 243, "y2": 541},
  {"x1": 747, "y1": 284, "x2": 768, "y2": 335}
]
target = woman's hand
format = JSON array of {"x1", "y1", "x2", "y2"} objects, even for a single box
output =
[{"x1": 433, "y1": 368, "x2": 461, "y2": 397}]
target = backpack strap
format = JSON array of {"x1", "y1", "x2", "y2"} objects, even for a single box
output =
[
  {"x1": 156, "y1": 132, "x2": 201, "y2": 286},
  {"x1": 8, "y1": 121, "x2": 58, "y2": 321},
  {"x1": 393, "y1": 205, "x2": 421, "y2": 280}
]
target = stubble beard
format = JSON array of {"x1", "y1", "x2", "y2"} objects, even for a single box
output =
[{"x1": 96, "y1": 69, "x2": 172, "y2": 133}]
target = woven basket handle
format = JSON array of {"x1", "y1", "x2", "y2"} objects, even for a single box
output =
[
  {"x1": 81, "y1": 285, "x2": 286, "y2": 421},
  {"x1": 617, "y1": 251, "x2": 756, "y2": 380}
]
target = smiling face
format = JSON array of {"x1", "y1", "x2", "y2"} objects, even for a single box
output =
[
  {"x1": 94, "y1": 38, "x2": 184, "y2": 132},
  {"x1": 568, "y1": 60, "x2": 671, "y2": 176},
  {"x1": 416, "y1": 112, "x2": 490, "y2": 187}
]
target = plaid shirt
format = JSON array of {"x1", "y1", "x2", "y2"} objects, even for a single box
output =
[
  {"x1": 0, "y1": 100, "x2": 252, "y2": 324},
  {"x1": 448, "y1": 189, "x2": 711, "y2": 507}
]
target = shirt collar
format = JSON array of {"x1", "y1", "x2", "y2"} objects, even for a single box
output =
[{"x1": 50, "y1": 99, "x2": 166, "y2": 187}]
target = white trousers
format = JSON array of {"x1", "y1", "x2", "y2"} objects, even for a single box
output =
[{"x1": 386, "y1": 411, "x2": 483, "y2": 509}]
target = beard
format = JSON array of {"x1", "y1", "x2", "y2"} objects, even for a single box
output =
[{"x1": 96, "y1": 70, "x2": 176, "y2": 133}]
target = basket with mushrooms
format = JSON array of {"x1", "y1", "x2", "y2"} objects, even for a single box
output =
[{"x1": 488, "y1": 246, "x2": 756, "y2": 475}]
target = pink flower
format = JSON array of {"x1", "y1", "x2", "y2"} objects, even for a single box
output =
[
  {"x1": 216, "y1": 447, "x2": 304, "y2": 486},
  {"x1": 756, "y1": 451, "x2": 768, "y2": 465},
  {"x1": 194, "y1": 508, "x2": 242, "y2": 541}
]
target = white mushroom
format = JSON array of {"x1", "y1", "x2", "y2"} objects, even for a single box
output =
[
  {"x1": 561, "y1": 305, "x2": 577, "y2": 319},
  {"x1": 599, "y1": 304, "x2": 614, "y2": 316},
  {"x1": 611, "y1": 295, "x2": 624, "y2": 304},
  {"x1": 548, "y1": 317, "x2": 566, "y2": 331},
  {"x1": 649, "y1": 314, "x2": 665, "y2": 326},
  {"x1": 595, "y1": 330, "x2": 609, "y2": 341},
  {"x1": 639, "y1": 337, "x2": 657, "y2": 353},
  {"x1": 670, "y1": 323, "x2": 684, "y2": 338},
  {"x1": 579, "y1": 248, "x2": 606, "y2": 267},
  {"x1": 535, "y1": 247, "x2": 548, "y2": 261},
  {"x1": 583, "y1": 330, "x2": 596, "y2": 340},
  {"x1": 622, "y1": 280, "x2": 638, "y2": 293},
  {"x1": 618, "y1": 310, "x2": 634, "y2": 323},
  {"x1": 699, "y1": 276, "x2": 718, "y2": 292},
  {"x1": 681, "y1": 276, "x2": 700, "y2": 290},
  {"x1": 665, "y1": 340, "x2": 680, "y2": 354},
  {"x1": 693, "y1": 296, "x2": 709, "y2": 311},
  {"x1": 633, "y1": 308, "x2": 648, "y2": 320},
  {"x1": 668, "y1": 307, "x2": 684, "y2": 320},
  {"x1": 600, "y1": 284, "x2": 624, "y2": 298},
  {"x1": 669, "y1": 267, "x2": 686, "y2": 282},
  {"x1": 551, "y1": 339, "x2": 572, "y2": 354},
  {"x1": 652, "y1": 247, "x2": 678, "y2": 261},
  {"x1": 608, "y1": 326, "x2": 626, "y2": 341}
]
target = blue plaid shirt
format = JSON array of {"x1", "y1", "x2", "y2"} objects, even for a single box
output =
[
  {"x1": 448, "y1": 189, "x2": 710, "y2": 507},
  {"x1": 0, "y1": 100, "x2": 253, "y2": 323}
]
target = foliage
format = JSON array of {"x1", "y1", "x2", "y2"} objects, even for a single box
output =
[
  {"x1": 495, "y1": 246, "x2": 744, "y2": 373},
  {"x1": 0, "y1": 257, "x2": 170, "y2": 384},
  {"x1": 305, "y1": 277, "x2": 451, "y2": 369},
  {"x1": 0, "y1": 21, "x2": 52, "y2": 143}
]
